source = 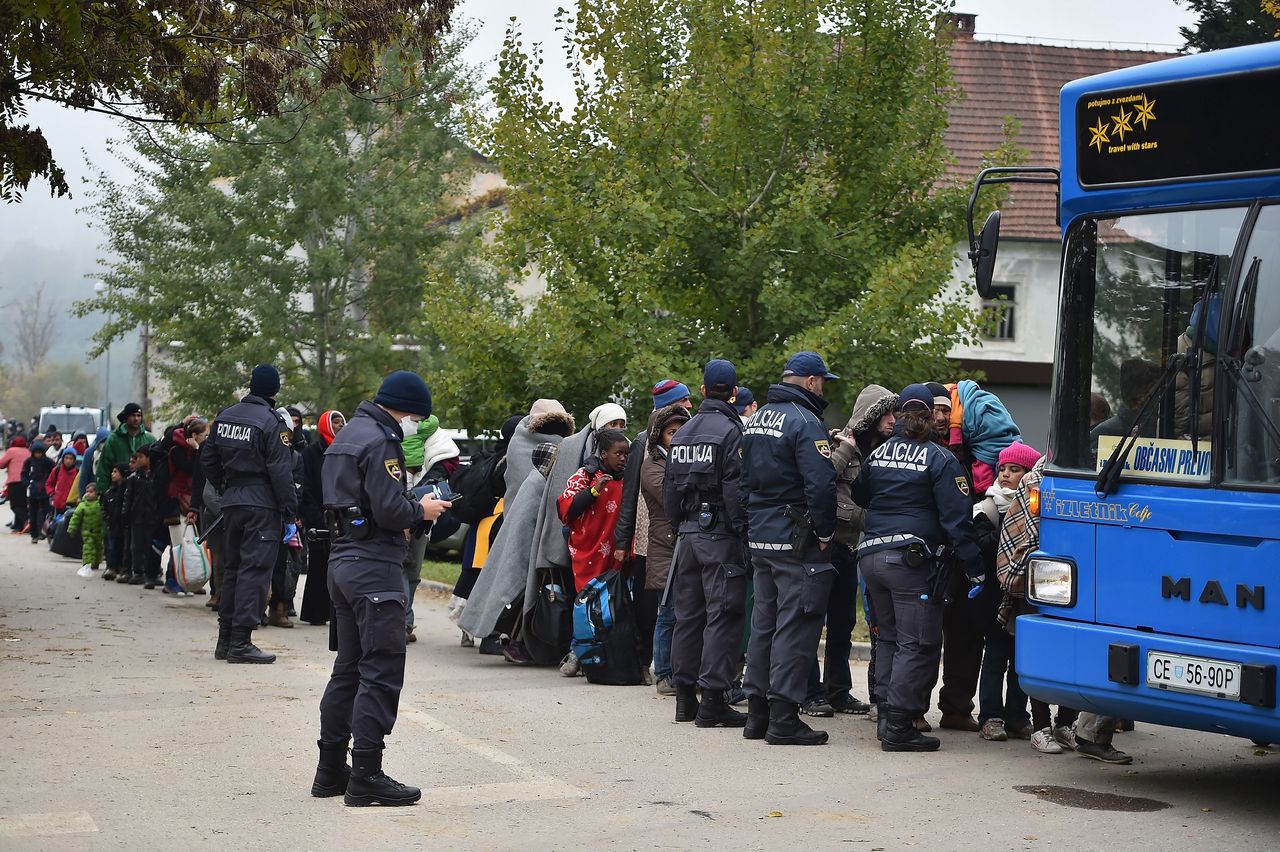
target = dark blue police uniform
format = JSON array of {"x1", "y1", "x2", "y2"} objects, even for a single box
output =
[
  {"x1": 852, "y1": 384, "x2": 981, "y2": 751},
  {"x1": 741, "y1": 366, "x2": 839, "y2": 745},
  {"x1": 662, "y1": 361, "x2": 748, "y2": 727},
  {"x1": 202, "y1": 365, "x2": 296, "y2": 664},
  {"x1": 314, "y1": 371, "x2": 434, "y2": 808}
]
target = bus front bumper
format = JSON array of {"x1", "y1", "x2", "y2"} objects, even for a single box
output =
[{"x1": 1015, "y1": 615, "x2": 1280, "y2": 743}]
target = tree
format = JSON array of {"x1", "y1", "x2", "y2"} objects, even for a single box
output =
[
  {"x1": 0, "y1": 360, "x2": 97, "y2": 424},
  {"x1": 461, "y1": 0, "x2": 1007, "y2": 423},
  {"x1": 76, "y1": 42, "x2": 486, "y2": 418},
  {"x1": 11, "y1": 281, "x2": 56, "y2": 377},
  {"x1": 1, "y1": 0, "x2": 457, "y2": 201},
  {"x1": 1177, "y1": 0, "x2": 1280, "y2": 51}
]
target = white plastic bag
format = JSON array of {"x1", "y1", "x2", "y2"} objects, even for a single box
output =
[{"x1": 176, "y1": 520, "x2": 212, "y2": 592}]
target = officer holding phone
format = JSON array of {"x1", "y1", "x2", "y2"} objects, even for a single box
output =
[{"x1": 312, "y1": 371, "x2": 451, "y2": 807}]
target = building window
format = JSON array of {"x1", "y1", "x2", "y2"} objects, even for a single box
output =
[{"x1": 981, "y1": 284, "x2": 1016, "y2": 341}]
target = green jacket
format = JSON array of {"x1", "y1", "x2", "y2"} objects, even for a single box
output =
[
  {"x1": 94, "y1": 423, "x2": 156, "y2": 495},
  {"x1": 69, "y1": 498, "x2": 104, "y2": 540}
]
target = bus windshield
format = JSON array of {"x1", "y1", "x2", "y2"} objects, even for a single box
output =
[{"x1": 1050, "y1": 206, "x2": 1247, "y2": 480}]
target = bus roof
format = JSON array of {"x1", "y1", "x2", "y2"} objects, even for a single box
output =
[{"x1": 1060, "y1": 41, "x2": 1280, "y2": 227}]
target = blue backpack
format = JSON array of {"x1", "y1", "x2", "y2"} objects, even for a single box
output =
[{"x1": 571, "y1": 569, "x2": 643, "y2": 685}]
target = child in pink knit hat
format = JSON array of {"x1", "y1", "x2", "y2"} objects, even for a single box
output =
[{"x1": 996, "y1": 442, "x2": 1042, "y2": 493}]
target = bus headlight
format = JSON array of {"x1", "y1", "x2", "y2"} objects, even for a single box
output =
[{"x1": 1028, "y1": 558, "x2": 1075, "y2": 607}]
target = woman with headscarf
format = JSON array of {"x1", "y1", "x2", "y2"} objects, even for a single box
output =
[{"x1": 299, "y1": 410, "x2": 345, "y2": 626}]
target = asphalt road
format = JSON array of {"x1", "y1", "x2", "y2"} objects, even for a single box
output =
[{"x1": 2, "y1": 527, "x2": 1279, "y2": 851}]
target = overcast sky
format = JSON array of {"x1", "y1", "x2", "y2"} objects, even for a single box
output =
[{"x1": 0, "y1": 0, "x2": 1196, "y2": 304}]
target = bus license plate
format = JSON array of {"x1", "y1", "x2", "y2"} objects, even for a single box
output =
[{"x1": 1146, "y1": 651, "x2": 1241, "y2": 700}]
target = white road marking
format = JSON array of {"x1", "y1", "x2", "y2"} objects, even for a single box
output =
[{"x1": 0, "y1": 811, "x2": 99, "y2": 837}]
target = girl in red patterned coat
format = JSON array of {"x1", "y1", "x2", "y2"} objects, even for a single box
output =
[{"x1": 557, "y1": 428, "x2": 631, "y2": 591}]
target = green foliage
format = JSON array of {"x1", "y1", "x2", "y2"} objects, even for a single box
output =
[
  {"x1": 76, "y1": 43, "x2": 486, "y2": 420},
  {"x1": 1176, "y1": 0, "x2": 1280, "y2": 51},
  {"x1": 0, "y1": 360, "x2": 98, "y2": 424},
  {"x1": 2, "y1": 0, "x2": 456, "y2": 201},
  {"x1": 461, "y1": 0, "x2": 1003, "y2": 425}
]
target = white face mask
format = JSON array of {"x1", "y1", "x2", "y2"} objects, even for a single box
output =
[{"x1": 399, "y1": 416, "x2": 418, "y2": 435}]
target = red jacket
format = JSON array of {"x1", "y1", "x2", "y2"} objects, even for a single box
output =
[
  {"x1": 558, "y1": 466, "x2": 624, "y2": 590},
  {"x1": 46, "y1": 453, "x2": 79, "y2": 511}
]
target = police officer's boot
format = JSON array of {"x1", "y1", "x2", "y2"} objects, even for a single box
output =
[
  {"x1": 881, "y1": 706, "x2": 940, "y2": 752},
  {"x1": 743, "y1": 695, "x2": 770, "y2": 740},
  {"x1": 345, "y1": 747, "x2": 422, "y2": 807},
  {"x1": 876, "y1": 702, "x2": 890, "y2": 742},
  {"x1": 674, "y1": 684, "x2": 700, "y2": 722},
  {"x1": 214, "y1": 620, "x2": 231, "y2": 661},
  {"x1": 311, "y1": 739, "x2": 350, "y2": 798},
  {"x1": 765, "y1": 700, "x2": 829, "y2": 746},
  {"x1": 226, "y1": 627, "x2": 276, "y2": 664},
  {"x1": 694, "y1": 690, "x2": 748, "y2": 728}
]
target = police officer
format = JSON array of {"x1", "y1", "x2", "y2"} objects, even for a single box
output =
[
  {"x1": 852, "y1": 384, "x2": 981, "y2": 752},
  {"x1": 311, "y1": 371, "x2": 451, "y2": 807},
  {"x1": 202, "y1": 364, "x2": 297, "y2": 665},
  {"x1": 740, "y1": 352, "x2": 840, "y2": 746},
  {"x1": 662, "y1": 360, "x2": 748, "y2": 728}
]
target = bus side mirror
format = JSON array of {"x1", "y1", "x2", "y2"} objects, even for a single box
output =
[{"x1": 970, "y1": 210, "x2": 1001, "y2": 299}]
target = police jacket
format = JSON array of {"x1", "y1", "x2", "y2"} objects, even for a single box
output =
[
  {"x1": 852, "y1": 428, "x2": 980, "y2": 572},
  {"x1": 740, "y1": 383, "x2": 837, "y2": 551},
  {"x1": 201, "y1": 394, "x2": 296, "y2": 515},
  {"x1": 662, "y1": 399, "x2": 746, "y2": 535},
  {"x1": 322, "y1": 400, "x2": 422, "y2": 562}
]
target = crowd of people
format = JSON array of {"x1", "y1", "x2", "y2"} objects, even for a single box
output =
[
  {"x1": 4, "y1": 351, "x2": 1137, "y2": 804},
  {"x1": 446, "y1": 353, "x2": 1136, "y2": 762}
]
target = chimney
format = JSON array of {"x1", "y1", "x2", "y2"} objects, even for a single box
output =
[{"x1": 938, "y1": 12, "x2": 977, "y2": 40}]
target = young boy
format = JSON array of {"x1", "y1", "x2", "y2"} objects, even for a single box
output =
[
  {"x1": 974, "y1": 441, "x2": 1041, "y2": 743},
  {"x1": 123, "y1": 450, "x2": 160, "y2": 588},
  {"x1": 103, "y1": 464, "x2": 129, "y2": 582},
  {"x1": 69, "y1": 482, "x2": 105, "y2": 578},
  {"x1": 22, "y1": 440, "x2": 54, "y2": 543}
]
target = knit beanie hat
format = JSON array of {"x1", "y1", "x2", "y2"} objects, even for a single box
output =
[
  {"x1": 925, "y1": 382, "x2": 951, "y2": 409},
  {"x1": 589, "y1": 402, "x2": 627, "y2": 431},
  {"x1": 249, "y1": 364, "x2": 281, "y2": 399},
  {"x1": 374, "y1": 370, "x2": 433, "y2": 417},
  {"x1": 652, "y1": 379, "x2": 691, "y2": 409},
  {"x1": 998, "y1": 441, "x2": 1042, "y2": 471},
  {"x1": 117, "y1": 402, "x2": 143, "y2": 423},
  {"x1": 532, "y1": 442, "x2": 559, "y2": 476}
]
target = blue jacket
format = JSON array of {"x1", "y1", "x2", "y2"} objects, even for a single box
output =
[
  {"x1": 662, "y1": 399, "x2": 746, "y2": 535},
  {"x1": 741, "y1": 383, "x2": 837, "y2": 552},
  {"x1": 852, "y1": 429, "x2": 981, "y2": 574}
]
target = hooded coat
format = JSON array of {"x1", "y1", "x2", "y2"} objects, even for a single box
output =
[
  {"x1": 831, "y1": 384, "x2": 896, "y2": 548},
  {"x1": 47, "y1": 451, "x2": 81, "y2": 511},
  {"x1": 457, "y1": 406, "x2": 574, "y2": 637}
]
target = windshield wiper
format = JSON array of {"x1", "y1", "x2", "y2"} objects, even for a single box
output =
[
  {"x1": 1095, "y1": 353, "x2": 1185, "y2": 498},
  {"x1": 1187, "y1": 259, "x2": 1220, "y2": 460}
]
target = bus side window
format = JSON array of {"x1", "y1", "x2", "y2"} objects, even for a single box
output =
[{"x1": 1224, "y1": 206, "x2": 1280, "y2": 485}]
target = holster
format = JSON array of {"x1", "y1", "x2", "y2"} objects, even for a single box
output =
[{"x1": 783, "y1": 505, "x2": 813, "y2": 561}]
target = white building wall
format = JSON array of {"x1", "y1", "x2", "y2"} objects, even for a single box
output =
[{"x1": 947, "y1": 238, "x2": 1061, "y2": 366}]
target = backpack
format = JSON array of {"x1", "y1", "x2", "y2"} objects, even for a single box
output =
[
  {"x1": 571, "y1": 569, "x2": 644, "y2": 685},
  {"x1": 446, "y1": 449, "x2": 504, "y2": 525}
]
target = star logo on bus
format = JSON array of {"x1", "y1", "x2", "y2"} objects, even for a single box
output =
[
  {"x1": 1134, "y1": 95, "x2": 1157, "y2": 130},
  {"x1": 1088, "y1": 117, "x2": 1110, "y2": 152},
  {"x1": 1111, "y1": 107, "x2": 1134, "y2": 141}
]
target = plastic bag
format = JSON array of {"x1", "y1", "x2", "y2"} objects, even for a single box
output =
[{"x1": 175, "y1": 520, "x2": 212, "y2": 592}]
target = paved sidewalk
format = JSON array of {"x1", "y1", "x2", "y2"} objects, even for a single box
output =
[{"x1": 1, "y1": 529, "x2": 1278, "y2": 850}]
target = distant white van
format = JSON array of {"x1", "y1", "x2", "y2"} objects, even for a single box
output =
[{"x1": 38, "y1": 405, "x2": 105, "y2": 437}]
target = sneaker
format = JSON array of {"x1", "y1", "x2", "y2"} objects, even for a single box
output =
[
  {"x1": 655, "y1": 676, "x2": 676, "y2": 696},
  {"x1": 641, "y1": 668, "x2": 653, "y2": 686},
  {"x1": 1031, "y1": 727, "x2": 1064, "y2": 754},
  {"x1": 830, "y1": 694, "x2": 872, "y2": 715},
  {"x1": 117, "y1": 573, "x2": 134, "y2": 584},
  {"x1": 406, "y1": 628, "x2": 417, "y2": 643},
  {"x1": 143, "y1": 578, "x2": 158, "y2": 590},
  {"x1": 163, "y1": 577, "x2": 190, "y2": 596},
  {"x1": 1053, "y1": 724, "x2": 1078, "y2": 751},
  {"x1": 867, "y1": 703, "x2": 879, "y2": 723},
  {"x1": 979, "y1": 719, "x2": 1008, "y2": 741},
  {"x1": 102, "y1": 569, "x2": 117, "y2": 581},
  {"x1": 502, "y1": 641, "x2": 533, "y2": 665},
  {"x1": 801, "y1": 698, "x2": 835, "y2": 718},
  {"x1": 726, "y1": 681, "x2": 748, "y2": 706},
  {"x1": 459, "y1": 631, "x2": 475, "y2": 648},
  {"x1": 128, "y1": 575, "x2": 146, "y2": 586},
  {"x1": 77, "y1": 565, "x2": 94, "y2": 579},
  {"x1": 1006, "y1": 723, "x2": 1034, "y2": 740},
  {"x1": 1076, "y1": 738, "x2": 1133, "y2": 764},
  {"x1": 558, "y1": 652, "x2": 581, "y2": 677}
]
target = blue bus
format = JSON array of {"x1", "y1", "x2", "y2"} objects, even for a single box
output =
[{"x1": 967, "y1": 41, "x2": 1280, "y2": 745}]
